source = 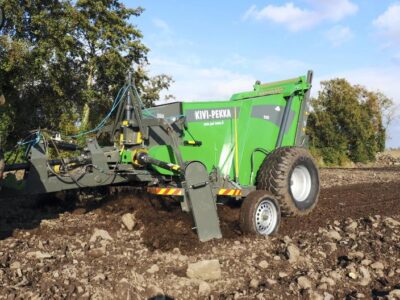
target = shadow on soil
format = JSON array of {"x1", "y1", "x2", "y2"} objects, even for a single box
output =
[{"x1": 0, "y1": 188, "x2": 118, "y2": 240}]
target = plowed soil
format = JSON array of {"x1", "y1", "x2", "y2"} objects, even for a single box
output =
[{"x1": 0, "y1": 167, "x2": 400, "y2": 299}]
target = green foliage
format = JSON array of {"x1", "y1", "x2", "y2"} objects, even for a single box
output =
[
  {"x1": 307, "y1": 78, "x2": 393, "y2": 165},
  {"x1": 0, "y1": 0, "x2": 172, "y2": 149}
]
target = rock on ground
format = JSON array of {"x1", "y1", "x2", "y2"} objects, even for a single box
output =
[
  {"x1": 186, "y1": 259, "x2": 222, "y2": 281},
  {"x1": 89, "y1": 228, "x2": 113, "y2": 243},
  {"x1": 121, "y1": 213, "x2": 136, "y2": 231},
  {"x1": 297, "y1": 276, "x2": 312, "y2": 289},
  {"x1": 286, "y1": 244, "x2": 301, "y2": 263}
]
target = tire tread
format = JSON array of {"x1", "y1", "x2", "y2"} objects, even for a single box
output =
[{"x1": 256, "y1": 147, "x2": 320, "y2": 216}]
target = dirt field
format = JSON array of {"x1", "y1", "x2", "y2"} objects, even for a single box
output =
[{"x1": 0, "y1": 166, "x2": 400, "y2": 299}]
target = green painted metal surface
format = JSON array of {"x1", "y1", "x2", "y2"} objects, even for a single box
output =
[
  {"x1": 120, "y1": 149, "x2": 133, "y2": 164},
  {"x1": 147, "y1": 74, "x2": 311, "y2": 186}
]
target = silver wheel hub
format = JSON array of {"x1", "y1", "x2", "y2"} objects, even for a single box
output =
[
  {"x1": 290, "y1": 165, "x2": 312, "y2": 202},
  {"x1": 255, "y1": 199, "x2": 278, "y2": 235}
]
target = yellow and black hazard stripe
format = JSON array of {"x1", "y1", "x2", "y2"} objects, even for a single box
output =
[
  {"x1": 147, "y1": 187, "x2": 183, "y2": 196},
  {"x1": 147, "y1": 187, "x2": 242, "y2": 197},
  {"x1": 217, "y1": 189, "x2": 242, "y2": 196}
]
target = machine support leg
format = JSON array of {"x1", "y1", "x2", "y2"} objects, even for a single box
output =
[{"x1": 184, "y1": 161, "x2": 222, "y2": 242}]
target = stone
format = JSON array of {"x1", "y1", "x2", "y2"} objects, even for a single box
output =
[
  {"x1": 26, "y1": 251, "x2": 52, "y2": 260},
  {"x1": 349, "y1": 251, "x2": 364, "y2": 260},
  {"x1": 309, "y1": 291, "x2": 324, "y2": 300},
  {"x1": 40, "y1": 219, "x2": 56, "y2": 228},
  {"x1": 147, "y1": 264, "x2": 159, "y2": 274},
  {"x1": 370, "y1": 261, "x2": 384, "y2": 270},
  {"x1": 323, "y1": 292, "x2": 334, "y2": 300},
  {"x1": 10, "y1": 261, "x2": 21, "y2": 270},
  {"x1": 256, "y1": 293, "x2": 266, "y2": 300},
  {"x1": 345, "y1": 221, "x2": 358, "y2": 232},
  {"x1": 187, "y1": 259, "x2": 222, "y2": 281},
  {"x1": 358, "y1": 266, "x2": 371, "y2": 286},
  {"x1": 297, "y1": 276, "x2": 312, "y2": 289},
  {"x1": 361, "y1": 259, "x2": 372, "y2": 266},
  {"x1": 258, "y1": 260, "x2": 269, "y2": 269},
  {"x1": 278, "y1": 272, "x2": 288, "y2": 278},
  {"x1": 250, "y1": 278, "x2": 260, "y2": 289},
  {"x1": 286, "y1": 244, "x2": 301, "y2": 263},
  {"x1": 87, "y1": 248, "x2": 105, "y2": 258},
  {"x1": 90, "y1": 229, "x2": 113, "y2": 243},
  {"x1": 348, "y1": 272, "x2": 358, "y2": 279},
  {"x1": 389, "y1": 289, "x2": 400, "y2": 298},
  {"x1": 384, "y1": 217, "x2": 400, "y2": 227},
  {"x1": 325, "y1": 230, "x2": 341, "y2": 241},
  {"x1": 320, "y1": 277, "x2": 335, "y2": 286},
  {"x1": 198, "y1": 281, "x2": 211, "y2": 297},
  {"x1": 121, "y1": 213, "x2": 136, "y2": 231},
  {"x1": 16, "y1": 268, "x2": 22, "y2": 277},
  {"x1": 329, "y1": 270, "x2": 341, "y2": 280},
  {"x1": 283, "y1": 236, "x2": 292, "y2": 244},
  {"x1": 267, "y1": 278, "x2": 277, "y2": 285},
  {"x1": 93, "y1": 273, "x2": 105, "y2": 281}
]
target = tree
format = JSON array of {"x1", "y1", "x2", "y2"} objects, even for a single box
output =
[
  {"x1": 307, "y1": 78, "x2": 393, "y2": 165},
  {"x1": 0, "y1": 0, "x2": 172, "y2": 148}
]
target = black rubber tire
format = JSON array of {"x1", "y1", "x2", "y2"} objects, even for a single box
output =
[
  {"x1": 256, "y1": 147, "x2": 320, "y2": 216},
  {"x1": 240, "y1": 190, "x2": 281, "y2": 236}
]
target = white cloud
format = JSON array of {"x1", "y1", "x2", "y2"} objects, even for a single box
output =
[
  {"x1": 307, "y1": 0, "x2": 358, "y2": 21},
  {"x1": 221, "y1": 54, "x2": 310, "y2": 77},
  {"x1": 373, "y1": 3, "x2": 400, "y2": 47},
  {"x1": 257, "y1": 56, "x2": 309, "y2": 75},
  {"x1": 243, "y1": 0, "x2": 358, "y2": 31},
  {"x1": 148, "y1": 57, "x2": 256, "y2": 101},
  {"x1": 324, "y1": 25, "x2": 353, "y2": 47},
  {"x1": 243, "y1": 3, "x2": 315, "y2": 31},
  {"x1": 393, "y1": 52, "x2": 400, "y2": 64},
  {"x1": 152, "y1": 18, "x2": 171, "y2": 34},
  {"x1": 149, "y1": 19, "x2": 194, "y2": 49},
  {"x1": 148, "y1": 53, "x2": 310, "y2": 102}
]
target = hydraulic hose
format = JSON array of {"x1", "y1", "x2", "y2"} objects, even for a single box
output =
[{"x1": 136, "y1": 152, "x2": 182, "y2": 174}]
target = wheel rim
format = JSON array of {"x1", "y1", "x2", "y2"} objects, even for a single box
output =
[
  {"x1": 255, "y1": 199, "x2": 278, "y2": 235},
  {"x1": 290, "y1": 165, "x2": 312, "y2": 202}
]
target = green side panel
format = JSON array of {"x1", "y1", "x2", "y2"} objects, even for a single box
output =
[{"x1": 148, "y1": 74, "x2": 311, "y2": 185}]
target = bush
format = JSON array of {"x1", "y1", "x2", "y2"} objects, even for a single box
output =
[{"x1": 307, "y1": 78, "x2": 393, "y2": 166}]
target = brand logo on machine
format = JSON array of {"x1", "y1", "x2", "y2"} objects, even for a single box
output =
[{"x1": 194, "y1": 109, "x2": 232, "y2": 120}]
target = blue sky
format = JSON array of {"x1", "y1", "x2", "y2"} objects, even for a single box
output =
[{"x1": 126, "y1": 0, "x2": 400, "y2": 147}]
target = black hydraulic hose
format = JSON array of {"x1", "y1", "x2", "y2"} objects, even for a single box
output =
[{"x1": 136, "y1": 153, "x2": 182, "y2": 174}]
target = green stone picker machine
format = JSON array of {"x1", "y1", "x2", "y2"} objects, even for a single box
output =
[{"x1": 0, "y1": 69, "x2": 320, "y2": 242}]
